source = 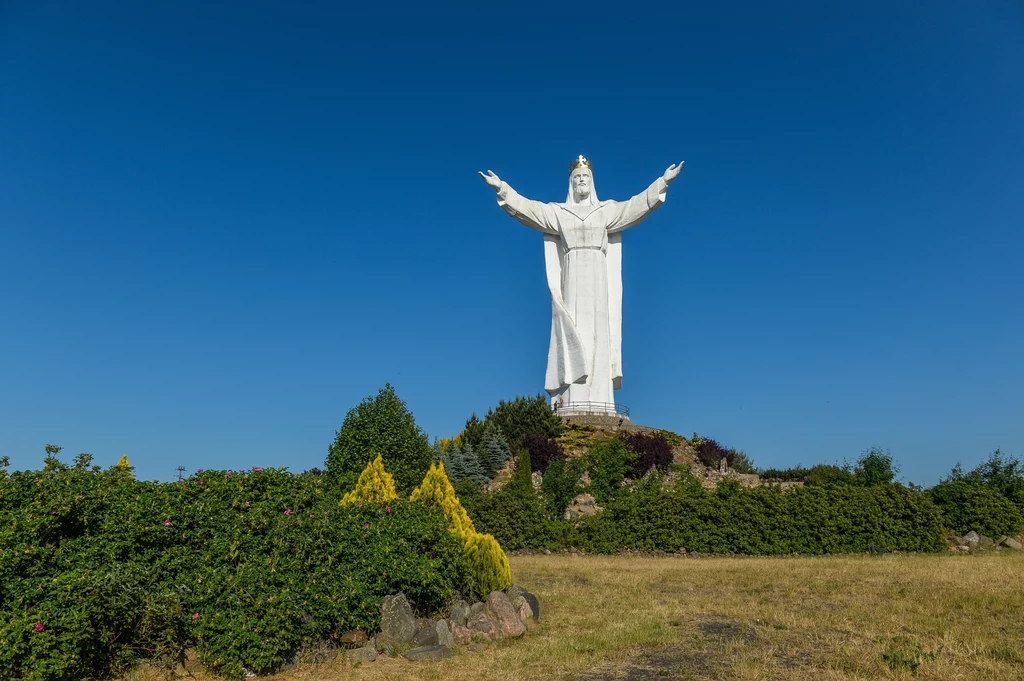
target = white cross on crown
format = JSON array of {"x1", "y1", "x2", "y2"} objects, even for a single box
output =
[{"x1": 569, "y1": 154, "x2": 593, "y2": 175}]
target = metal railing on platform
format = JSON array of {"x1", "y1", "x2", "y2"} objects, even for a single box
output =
[{"x1": 551, "y1": 401, "x2": 629, "y2": 417}]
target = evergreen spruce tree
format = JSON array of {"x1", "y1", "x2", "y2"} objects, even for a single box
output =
[
  {"x1": 458, "y1": 443, "x2": 490, "y2": 485},
  {"x1": 444, "y1": 444, "x2": 488, "y2": 485},
  {"x1": 461, "y1": 413, "x2": 487, "y2": 450},
  {"x1": 445, "y1": 444, "x2": 468, "y2": 482},
  {"x1": 431, "y1": 442, "x2": 447, "y2": 464},
  {"x1": 483, "y1": 429, "x2": 511, "y2": 475}
]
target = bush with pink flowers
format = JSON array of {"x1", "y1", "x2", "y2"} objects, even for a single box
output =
[{"x1": 0, "y1": 451, "x2": 469, "y2": 680}]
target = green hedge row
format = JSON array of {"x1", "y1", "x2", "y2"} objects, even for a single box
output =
[
  {"x1": 577, "y1": 476, "x2": 946, "y2": 554},
  {"x1": 0, "y1": 458, "x2": 469, "y2": 680},
  {"x1": 928, "y1": 480, "x2": 1024, "y2": 538},
  {"x1": 464, "y1": 472, "x2": 948, "y2": 554}
]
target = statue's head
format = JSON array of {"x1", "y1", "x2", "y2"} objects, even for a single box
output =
[
  {"x1": 567, "y1": 155, "x2": 598, "y2": 205},
  {"x1": 571, "y1": 167, "x2": 593, "y2": 199}
]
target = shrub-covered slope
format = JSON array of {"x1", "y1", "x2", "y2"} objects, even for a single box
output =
[{"x1": 0, "y1": 457, "x2": 469, "y2": 680}]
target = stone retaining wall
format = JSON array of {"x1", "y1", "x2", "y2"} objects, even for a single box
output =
[{"x1": 559, "y1": 414, "x2": 660, "y2": 433}]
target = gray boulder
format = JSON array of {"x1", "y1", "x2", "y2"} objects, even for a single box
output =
[
  {"x1": 1002, "y1": 536, "x2": 1023, "y2": 551},
  {"x1": 511, "y1": 594, "x2": 535, "y2": 624},
  {"x1": 435, "y1": 620, "x2": 453, "y2": 647},
  {"x1": 467, "y1": 611, "x2": 500, "y2": 641},
  {"x1": 964, "y1": 531, "x2": 996, "y2": 550},
  {"x1": 411, "y1": 618, "x2": 439, "y2": 647},
  {"x1": 469, "y1": 601, "x2": 487, "y2": 617},
  {"x1": 507, "y1": 585, "x2": 540, "y2": 622},
  {"x1": 564, "y1": 493, "x2": 602, "y2": 519},
  {"x1": 532, "y1": 470, "x2": 543, "y2": 490},
  {"x1": 450, "y1": 622, "x2": 472, "y2": 646},
  {"x1": 449, "y1": 600, "x2": 470, "y2": 627},
  {"x1": 349, "y1": 646, "x2": 377, "y2": 664},
  {"x1": 376, "y1": 593, "x2": 416, "y2": 654},
  {"x1": 487, "y1": 590, "x2": 526, "y2": 639},
  {"x1": 404, "y1": 645, "x2": 452, "y2": 661}
]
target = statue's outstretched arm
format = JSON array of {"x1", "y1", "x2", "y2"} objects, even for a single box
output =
[
  {"x1": 479, "y1": 169, "x2": 558, "y2": 234},
  {"x1": 607, "y1": 161, "x2": 684, "y2": 233}
]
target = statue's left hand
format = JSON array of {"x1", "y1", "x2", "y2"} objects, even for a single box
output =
[{"x1": 663, "y1": 161, "x2": 685, "y2": 184}]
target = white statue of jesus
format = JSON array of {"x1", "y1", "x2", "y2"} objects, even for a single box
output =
[{"x1": 480, "y1": 156, "x2": 683, "y2": 411}]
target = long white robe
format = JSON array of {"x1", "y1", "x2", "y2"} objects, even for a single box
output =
[{"x1": 496, "y1": 176, "x2": 668, "y2": 406}]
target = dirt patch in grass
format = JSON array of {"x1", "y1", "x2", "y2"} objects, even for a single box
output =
[
  {"x1": 695, "y1": 618, "x2": 756, "y2": 643},
  {"x1": 576, "y1": 647, "x2": 716, "y2": 681}
]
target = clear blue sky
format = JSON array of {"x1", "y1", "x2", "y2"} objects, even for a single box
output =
[{"x1": 2, "y1": 1, "x2": 1022, "y2": 485}]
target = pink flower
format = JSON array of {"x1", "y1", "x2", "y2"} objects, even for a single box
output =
[
  {"x1": 386, "y1": 506, "x2": 392, "y2": 513},
  {"x1": 164, "y1": 520, "x2": 172, "y2": 527},
  {"x1": 358, "y1": 503, "x2": 363, "y2": 508},
  {"x1": 363, "y1": 522, "x2": 370, "y2": 528},
  {"x1": 243, "y1": 501, "x2": 250, "y2": 508},
  {"x1": 254, "y1": 467, "x2": 264, "y2": 472},
  {"x1": 182, "y1": 486, "x2": 189, "y2": 491},
  {"x1": 197, "y1": 468, "x2": 203, "y2": 473},
  {"x1": 284, "y1": 509, "x2": 293, "y2": 515},
  {"x1": 197, "y1": 481, "x2": 203, "y2": 486},
  {"x1": 226, "y1": 471, "x2": 233, "y2": 477},
  {"x1": 34, "y1": 623, "x2": 44, "y2": 632},
  {"x1": 191, "y1": 613, "x2": 200, "y2": 620},
  {"x1": 309, "y1": 513, "x2": 314, "y2": 518}
]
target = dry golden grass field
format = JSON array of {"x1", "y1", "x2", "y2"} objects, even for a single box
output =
[{"x1": 130, "y1": 552, "x2": 1024, "y2": 681}]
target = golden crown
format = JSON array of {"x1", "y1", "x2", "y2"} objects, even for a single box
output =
[{"x1": 569, "y1": 154, "x2": 593, "y2": 175}]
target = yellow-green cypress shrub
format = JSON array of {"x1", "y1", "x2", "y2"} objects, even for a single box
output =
[
  {"x1": 115, "y1": 454, "x2": 134, "y2": 478},
  {"x1": 340, "y1": 453, "x2": 398, "y2": 505},
  {"x1": 410, "y1": 461, "x2": 476, "y2": 540},
  {"x1": 463, "y1": 531, "x2": 512, "y2": 597},
  {"x1": 410, "y1": 462, "x2": 511, "y2": 597}
]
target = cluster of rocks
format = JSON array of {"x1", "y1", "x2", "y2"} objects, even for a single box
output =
[
  {"x1": 564, "y1": 492, "x2": 601, "y2": 519},
  {"x1": 691, "y1": 457, "x2": 763, "y2": 490},
  {"x1": 343, "y1": 586, "x2": 540, "y2": 664},
  {"x1": 950, "y1": 530, "x2": 1023, "y2": 552}
]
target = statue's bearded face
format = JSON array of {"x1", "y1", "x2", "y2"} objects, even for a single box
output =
[{"x1": 571, "y1": 168, "x2": 592, "y2": 199}]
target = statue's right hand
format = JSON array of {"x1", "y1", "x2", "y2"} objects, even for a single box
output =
[{"x1": 478, "y1": 170, "x2": 502, "y2": 191}]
